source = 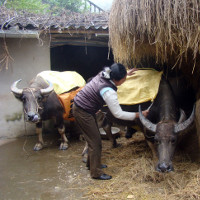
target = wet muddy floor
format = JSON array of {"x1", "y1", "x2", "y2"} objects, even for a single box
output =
[
  {"x1": 1, "y1": 131, "x2": 200, "y2": 200},
  {"x1": 0, "y1": 135, "x2": 98, "y2": 200}
]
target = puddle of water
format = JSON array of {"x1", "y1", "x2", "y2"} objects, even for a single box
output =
[{"x1": 0, "y1": 135, "x2": 94, "y2": 200}]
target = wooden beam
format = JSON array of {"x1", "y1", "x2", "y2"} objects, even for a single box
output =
[
  {"x1": 0, "y1": 30, "x2": 40, "y2": 38},
  {"x1": 51, "y1": 40, "x2": 108, "y2": 47},
  {"x1": 48, "y1": 29, "x2": 108, "y2": 34}
]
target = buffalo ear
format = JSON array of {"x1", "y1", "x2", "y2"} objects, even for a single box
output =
[
  {"x1": 11, "y1": 91, "x2": 23, "y2": 100},
  {"x1": 41, "y1": 95, "x2": 48, "y2": 102}
]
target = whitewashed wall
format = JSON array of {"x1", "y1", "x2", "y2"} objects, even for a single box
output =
[{"x1": 0, "y1": 37, "x2": 50, "y2": 138}]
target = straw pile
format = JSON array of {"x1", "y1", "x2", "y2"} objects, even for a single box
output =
[
  {"x1": 84, "y1": 132, "x2": 200, "y2": 200},
  {"x1": 109, "y1": 0, "x2": 200, "y2": 77}
]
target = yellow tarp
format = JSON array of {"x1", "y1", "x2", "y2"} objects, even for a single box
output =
[
  {"x1": 37, "y1": 71, "x2": 86, "y2": 94},
  {"x1": 117, "y1": 69, "x2": 163, "y2": 105}
]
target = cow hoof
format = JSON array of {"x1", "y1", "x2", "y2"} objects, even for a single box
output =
[
  {"x1": 82, "y1": 156, "x2": 87, "y2": 163},
  {"x1": 59, "y1": 142, "x2": 68, "y2": 150},
  {"x1": 34, "y1": 143, "x2": 43, "y2": 151}
]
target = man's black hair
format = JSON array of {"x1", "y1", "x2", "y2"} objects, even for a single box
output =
[{"x1": 110, "y1": 63, "x2": 127, "y2": 81}]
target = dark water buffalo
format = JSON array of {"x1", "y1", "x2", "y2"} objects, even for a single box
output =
[
  {"x1": 11, "y1": 75, "x2": 68, "y2": 151},
  {"x1": 95, "y1": 75, "x2": 195, "y2": 172},
  {"x1": 139, "y1": 76, "x2": 195, "y2": 172}
]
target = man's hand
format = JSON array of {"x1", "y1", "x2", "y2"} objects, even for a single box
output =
[
  {"x1": 142, "y1": 110, "x2": 149, "y2": 117},
  {"x1": 135, "y1": 110, "x2": 149, "y2": 118},
  {"x1": 127, "y1": 68, "x2": 138, "y2": 76}
]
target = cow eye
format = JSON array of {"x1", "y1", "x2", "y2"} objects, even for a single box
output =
[
  {"x1": 37, "y1": 96, "x2": 43, "y2": 102},
  {"x1": 21, "y1": 96, "x2": 26, "y2": 102},
  {"x1": 154, "y1": 138, "x2": 160, "y2": 145},
  {"x1": 171, "y1": 138, "x2": 176, "y2": 144}
]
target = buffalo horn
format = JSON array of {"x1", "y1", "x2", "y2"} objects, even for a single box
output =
[
  {"x1": 40, "y1": 80, "x2": 54, "y2": 95},
  {"x1": 178, "y1": 109, "x2": 187, "y2": 123},
  {"x1": 174, "y1": 104, "x2": 195, "y2": 133},
  {"x1": 11, "y1": 79, "x2": 23, "y2": 97},
  {"x1": 139, "y1": 105, "x2": 157, "y2": 133}
]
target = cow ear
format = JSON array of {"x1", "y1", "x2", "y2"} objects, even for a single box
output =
[
  {"x1": 41, "y1": 92, "x2": 52, "y2": 98},
  {"x1": 40, "y1": 95, "x2": 48, "y2": 102},
  {"x1": 11, "y1": 92, "x2": 23, "y2": 100}
]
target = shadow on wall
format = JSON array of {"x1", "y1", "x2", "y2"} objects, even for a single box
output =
[{"x1": 51, "y1": 45, "x2": 114, "y2": 80}]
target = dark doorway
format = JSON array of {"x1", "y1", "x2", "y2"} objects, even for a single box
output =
[{"x1": 51, "y1": 45, "x2": 114, "y2": 80}]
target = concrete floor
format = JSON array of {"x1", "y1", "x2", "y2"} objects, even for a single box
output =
[{"x1": 0, "y1": 135, "x2": 98, "y2": 200}]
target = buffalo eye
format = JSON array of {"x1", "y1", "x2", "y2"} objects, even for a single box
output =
[
  {"x1": 170, "y1": 138, "x2": 176, "y2": 144},
  {"x1": 21, "y1": 96, "x2": 26, "y2": 103},
  {"x1": 154, "y1": 138, "x2": 160, "y2": 145},
  {"x1": 37, "y1": 96, "x2": 43, "y2": 102}
]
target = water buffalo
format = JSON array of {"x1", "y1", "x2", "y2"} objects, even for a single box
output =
[
  {"x1": 90, "y1": 75, "x2": 195, "y2": 172},
  {"x1": 139, "y1": 76, "x2": 195, "y2": 172},
  {"x1": 11, "y1": 75, "x2": 69, "y2": 151}
]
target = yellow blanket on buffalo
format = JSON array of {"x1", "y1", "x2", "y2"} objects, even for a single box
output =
[
  {"x1": 37, "y1": 71, "x2": 86, "y2": 94},
  {"x1": 117, "y1": 69, "x2": 163, "y2": 105}
]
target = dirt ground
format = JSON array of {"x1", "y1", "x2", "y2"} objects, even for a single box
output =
[
  {"x1": 0, "y1": 134, "x2": 96, "y2": 200},
  {"x1": 0, "y1": 131, "x2": 200, "y2": 200}
]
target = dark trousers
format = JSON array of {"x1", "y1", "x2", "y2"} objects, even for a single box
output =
[{"x1": 73, "y1": 104, "x2": 103, "y2": 178}]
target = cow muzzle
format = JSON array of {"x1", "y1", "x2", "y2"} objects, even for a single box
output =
[
  {"x1": 156, "y1": 162, "x2": 174, "y2": 173},
  {"x1": 26, "y1": 111, "x2": 40, "y2": 123}
]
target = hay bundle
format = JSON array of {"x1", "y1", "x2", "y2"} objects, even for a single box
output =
[{"x1": 109, "y1": 0, "x2": 200, "y2": 73}]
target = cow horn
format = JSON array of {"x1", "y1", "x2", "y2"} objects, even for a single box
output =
[
  {"x1": 174, "y1": 104, "x2": 195, "y2": 133},
  {"x1": 178, "y1": 109, "x2": 187, "y2": 123},
  {"x1": 139, "y1": 105, "x2": 157, "y2": 133},
  {"x1": 11, "y1": 79, "x2": 23, "y2": 97},
  {"x1": 40, "y1": 80, "x2": 54, "y2": 95}
]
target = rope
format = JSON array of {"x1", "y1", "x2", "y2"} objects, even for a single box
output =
[
  {"x1": 22, "y1": 112, "x2": 32, "y2": 158},
  {"x1": 28, "y1": 88, "x2": 42, "y2": 112},
  {"x1": 22, "y1": 88, "x2": 43, "y2": 158},
  {"x1": 147, "y1": 101, "x2": 154, "y2": 111}
]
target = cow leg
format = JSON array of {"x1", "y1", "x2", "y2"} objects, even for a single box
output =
[
  {"x1": 58, "y1": 125, "x2": 68, "y2": 150},
  {"x1": 82, "y1": 141, "x2": 88, "y2": 163},
  {"x1": 103, "y1": 125, "x2": 119, "y2": 148},
  {"x1": 125, "y1": 127, "x2": 137, "y2": 138},
  {"x1": 55, "y1": 113, "x2": 68, "y2": 150},
  {"x1": 96, "y1": 111, "x2": 120, "y2": 148},
  {"x1": 34, "y1": 122, "x2": 44, "y2": 151},
  {"x1": 195, "y1": 98, "x2": 200, "y2": 152}
]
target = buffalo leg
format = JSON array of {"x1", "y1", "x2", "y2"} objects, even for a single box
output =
[
  {"x1": 96, "y1": 111, "x2": 118, "y2": 148},
  {"x1": 125, "y1": 127, "x2": 137, "y2": 138},
  {"x1": 55, "y1": 114, "x2": 68, "y2": 150},
  {"x1": 34, "y1": 122, "x2": 44, "y2": 151},
  {"x1": 58, "y1": 125, "x2": 68, "y2": 150},
  {"x1": 196, "y1": 98, "x2": 200, "y2": 152},
  {"x1": 103, "y1": 125, "x2": 119, "y2": 148},
  {"x1": 82, "y1": 142, "x2": 88, "y2": 163}
]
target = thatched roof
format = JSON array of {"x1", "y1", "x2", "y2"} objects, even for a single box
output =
[{"x1": 109, "y1": 0, "x2": 200, "y2": 77}]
